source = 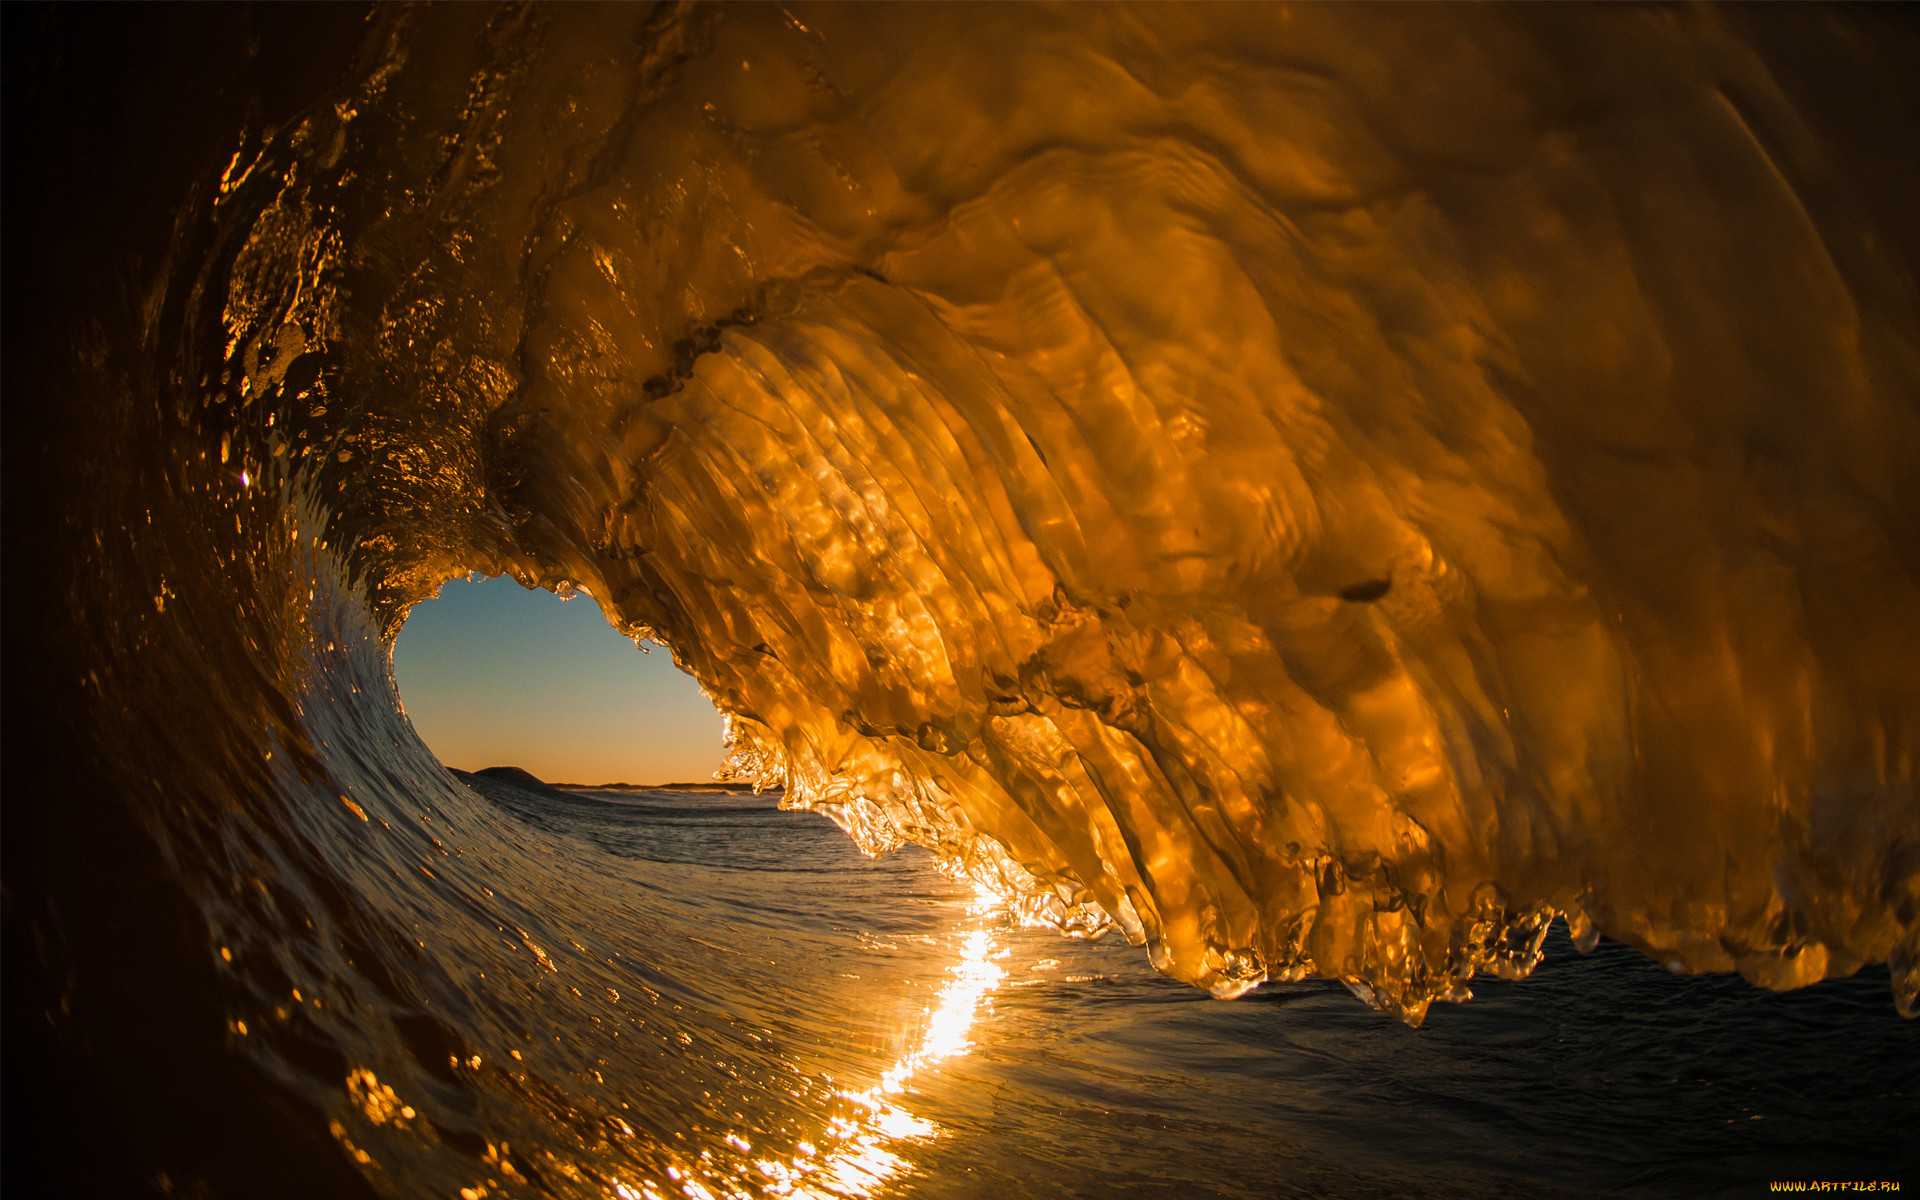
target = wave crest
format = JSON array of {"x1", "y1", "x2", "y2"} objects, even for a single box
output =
[{"x1": 204, "y1": 3, "x2": 1918, "y2": 1021}]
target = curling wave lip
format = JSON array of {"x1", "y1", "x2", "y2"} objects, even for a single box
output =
[{"x1": 191, "y1": 0, "x2": 1920, "y2": 1025}]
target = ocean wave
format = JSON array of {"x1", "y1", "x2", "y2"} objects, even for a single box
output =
[
  {"x1": 7, "y1": 3, "x2": 1917, "y2": 1195},
  {"x1": 215, "y1": 2, "x2": 1915, "y2": 1016}
]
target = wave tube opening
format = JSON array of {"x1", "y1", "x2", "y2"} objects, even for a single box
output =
[{"x1": 392, "y1": 574, "x2": 728, "y2": 787}]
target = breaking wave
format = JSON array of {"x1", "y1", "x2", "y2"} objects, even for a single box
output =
[{"x1": 10, "y1": 2, "x2": 1919, "y2": 1193}]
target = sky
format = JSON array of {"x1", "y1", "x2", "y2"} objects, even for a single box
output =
[{"x1": 392, "y1": 575, "x2": 728, "y2": 785}]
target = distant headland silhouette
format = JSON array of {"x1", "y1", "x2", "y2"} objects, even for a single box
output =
[{"x1": 454, "y1": 765, "x2": 776, "y2": 794}]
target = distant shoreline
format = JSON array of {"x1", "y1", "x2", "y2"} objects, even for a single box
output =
[
  {"x1": 454, "y1": 765, "x2": 779, "y2": 795},
  {"x1": 554, "y1": 780, "x2": 780, "y2": 794}
]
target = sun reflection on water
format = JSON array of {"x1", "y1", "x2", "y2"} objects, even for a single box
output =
[
  {"x1": 731, "y1": 892, "x2": 1008, "y2": 1200},
  {"x1": 429, "y1": 892, "x2": 1012, "y2": 1200}
]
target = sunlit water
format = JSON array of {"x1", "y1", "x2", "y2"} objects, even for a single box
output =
[{"x1": 340, "y1": 774, "x2": 1912, "y2": 1200}]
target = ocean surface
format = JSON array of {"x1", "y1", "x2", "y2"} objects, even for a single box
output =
[{"x1": 308, "y1": 772, "x2": 1910, "y2": 1200}]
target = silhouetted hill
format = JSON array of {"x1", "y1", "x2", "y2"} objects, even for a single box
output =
[
  {"x1": 451, "y1": 766, "x2": 777, "y2": 796},
  {"x1": 467, "y1": 765, "x2": 553, "y2": 790}
]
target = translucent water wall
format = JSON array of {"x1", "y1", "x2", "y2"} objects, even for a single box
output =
[{"x1": 202, "y1": 3, "x2": 1918, "y2": 1022}]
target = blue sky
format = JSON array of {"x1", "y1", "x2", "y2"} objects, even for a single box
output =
[{"x1": 392, "y1": 575, "x2": 728, "y2": 785}]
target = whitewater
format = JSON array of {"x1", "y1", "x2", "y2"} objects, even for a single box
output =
[{"x1": 4, "y1": 4, "x2": 1916, "y2": 1196}]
